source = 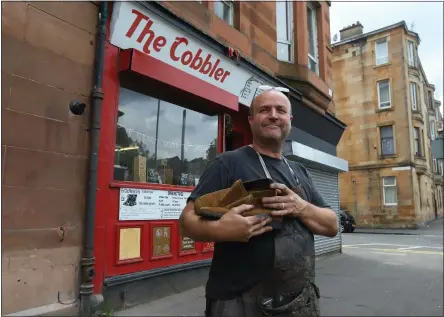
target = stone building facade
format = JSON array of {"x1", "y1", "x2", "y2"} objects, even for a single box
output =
[{"x1": 332, "y1": 21, "x2": 442, "y2": 228}]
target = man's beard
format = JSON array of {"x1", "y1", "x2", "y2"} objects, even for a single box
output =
[{"x1": 254, "y1": 124, "x2": 290, "y2": 151}]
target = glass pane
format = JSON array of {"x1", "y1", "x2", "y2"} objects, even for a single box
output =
[
  {"x1": 276, "y1": 1, "x2": 288, "y2": 41},
  {"x1": 379, "y1": 81, "x2": 390, "y2": 103},
  {"x1": 384, "y1": 187, "x2": 397, "y2": 204},
  {"x1": 408, "y1": 42, "x2": 414, "y2": 65},
  {"x1": 307, "y1": 6, "x2": 316, "y2": 57},
  {"x1": 114, "y1": 88, "x2": 218, "y2": 186},
  {"x1": 380, "y1": 126, "x2": 393, "y2": 138},
  {"x1": 383, "y1": 176, "x2": 396, "y2": 186},
  {"x1": 376, "y1": 40, "x2": 388, "y2": 65},
  {"x1": 381, "y1": 138, "x2": 394, "y2": 155},
  {"x1": 215, "y1": 1, "x2": 231, "y2": 24},
  {"x1": 277, "y1": 42, "x2": 290, "y2": 61},
  {"x1": 308, "y1": 56, "x2": 317, "y2": 73},
  {"x1": 414, "y1": 127, "x2": 418, "y2": 139}
]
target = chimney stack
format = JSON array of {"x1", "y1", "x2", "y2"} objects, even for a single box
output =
[{"x1": 339, "y1": 21, "x2": 363, "y2": 41}]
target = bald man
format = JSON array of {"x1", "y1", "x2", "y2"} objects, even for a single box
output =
[{"x1": 179, "y1": 88, "x2": 338, "y2": 316}]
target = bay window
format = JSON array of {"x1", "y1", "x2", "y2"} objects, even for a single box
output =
[
  {"x1": 214, "y1": 1, "x2": 234, "y2": 26},
  {"x1": 407, "y1": 41, "x2": 415, "y2": 67},
  {"x1": 307, "y1": 2, "x2": 318, "y2": 74},
  {"x1": 276, "y1": 0, "x2": 293, "y2": 62},
  {"x1": 410, "y1": 82, "x2": 418, "y2": 111},
  {"x1": 414, "y1": 127, "x2": 421, "y2": 156}
]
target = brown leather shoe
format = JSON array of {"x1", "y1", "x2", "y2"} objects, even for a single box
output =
[{"x1": 194, "y1": 178, "x2": 279, "y2": 219}]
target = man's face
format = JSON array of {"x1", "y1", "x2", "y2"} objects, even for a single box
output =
[{"x1": 248, "y1": 90, "x2": 293, "y2": 144}]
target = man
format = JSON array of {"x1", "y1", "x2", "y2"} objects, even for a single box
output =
[{"x1": 179, "y1": 87, "x2": 338, "y2": 316}]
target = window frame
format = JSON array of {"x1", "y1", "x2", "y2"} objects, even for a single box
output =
[
  {"x1": 428, "y1": 91, "x2": 433, "y2": 109},
  {"x1": 410, "y1": 82, "x2": 418, "y2": 111},
  {"x1": 380, "y1": 125, "x2": 395, "y2": 156},
  {"x1": 276, "y1": 0, "x2": 294, "y2": 63},
  {"x1": 430, "y1": 120, "x2": 436, "y2": 140},
  {"x1": 377, "y1": 79, "x2": 391, "y2": 109},
  {"x1": 413, "y1": 127, "x2": 421, "y2": 156},
  {"x1": 306, "y1": 1, "x2": 319, "y2": 74},
  {"x1": 112, "y1": 86, "x2": 222, "y2": 189},
  {"x1": 382, "y1": 176, "x2": 398, "y2": 206},
  {"x1": 407, "y1": 40, "x2": 415, "y2": 67},
  {"x1": 375, "y1": 38, "x2": 389, "y2": 66},
  {"x1": 214, "y1": 0, "x2": 234, "y2": 26}
]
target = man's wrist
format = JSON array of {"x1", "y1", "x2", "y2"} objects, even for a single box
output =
[
  {"x1": 295, "y1": 201, "x2": 310, "y2": 218},
  {"x1": 209, "y1": 219, "x2": 225, "y2": 242}
]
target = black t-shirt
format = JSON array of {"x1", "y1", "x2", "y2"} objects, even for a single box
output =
[{"x1": 188, "y1": 145, "x2": 331, "y2": 300}]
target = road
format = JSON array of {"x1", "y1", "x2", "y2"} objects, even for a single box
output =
[
  {"x1": 115, "y1": 219, "x2": 443, "y2": 316},
  {"x1": 318, "y1": 220, "x2": 443, "y2": 316}
]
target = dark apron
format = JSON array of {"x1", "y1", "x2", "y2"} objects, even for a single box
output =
[{"x1": 205, "y1": 147, "x2": 321, "y2": 317}]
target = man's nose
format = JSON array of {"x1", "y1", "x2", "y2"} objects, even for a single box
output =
[{"x1": 268, "y1": 108, "x2": 278, "y2": 119}]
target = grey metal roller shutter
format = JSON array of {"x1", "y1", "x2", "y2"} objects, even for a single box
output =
[{"x1": 304, "y1": 166, "x2": 342, "y2": 256}]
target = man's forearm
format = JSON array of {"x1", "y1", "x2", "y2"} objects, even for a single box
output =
[
  {"x1": 298, "y1": 203, "x2": 338, "y2": 237},
  {"x1": 179, "y1": 211, "x2": 220, "y2": 242}
]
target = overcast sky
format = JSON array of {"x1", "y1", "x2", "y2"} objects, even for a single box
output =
[{"x1": 330, "y1": 0, "x2": 443, "y2": 115}]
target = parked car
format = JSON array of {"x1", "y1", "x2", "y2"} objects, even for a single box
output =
[{"x1": 340, "y1": 209, "x2": 356, "y2": 233}]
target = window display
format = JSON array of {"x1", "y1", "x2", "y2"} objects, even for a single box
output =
[{"x1": 114, "y1": 88, "x2": 219, "y2": 186}]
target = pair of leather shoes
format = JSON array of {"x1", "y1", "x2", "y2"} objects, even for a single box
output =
[{"x1": 194, "y1": 178, "x2": 278, "y2": 219}]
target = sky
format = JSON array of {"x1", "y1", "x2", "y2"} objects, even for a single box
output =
[{"x1": 329, "y1": 0, "x2": 443, "y2": 115}]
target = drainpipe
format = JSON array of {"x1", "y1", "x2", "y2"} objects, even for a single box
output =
[{"x1": 79, "y1": 2, "x2": 107, "y2": 316}]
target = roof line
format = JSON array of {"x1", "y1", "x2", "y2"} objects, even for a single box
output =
[{"x1": 332, "y1": 21, "x2": 421, "y2": 47}]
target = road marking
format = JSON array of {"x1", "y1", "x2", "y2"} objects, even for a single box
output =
[
  {"x1": 344, "y1": 244, "x2": 443, "y2": 250},
  {"x1": 398, "y1": 246, "x2": 423, "y2": 250},
  {"x1": 343, "y1": 246, "x2": 443, "y2": 256}
]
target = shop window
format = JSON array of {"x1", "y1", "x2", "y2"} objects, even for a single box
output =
[
  {"x1": 382, "y1": 176, "x2": 397, "y2": 206},
  {"x1": 114, "y1": 88, "x2": 218, "y2": 186}
]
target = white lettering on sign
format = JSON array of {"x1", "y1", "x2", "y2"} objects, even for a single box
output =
[
  {"x1": 119, "y1": 188, "x2": 191, "y2": 220},
  {"x1": 109, "y1": 2, "x2": 272, "y2": 107}
]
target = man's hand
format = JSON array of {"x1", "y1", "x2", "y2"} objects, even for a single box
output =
[
  {"x1": 216, "y1": 204, "x2": 273, "y2": 242},
  {"x1": 261, "y1": 183, "x2": 308, "y2": 217},
  {"x1": 262, "y1": 183, "x2": 338, "y2": 237}
]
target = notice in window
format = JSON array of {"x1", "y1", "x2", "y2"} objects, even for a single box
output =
[
  {"x1": 119, "y1": 188, "x2": 191, "y2": 220},
  {"x1": 181, "y1": 236, "x2": 195, "y2": 252}
]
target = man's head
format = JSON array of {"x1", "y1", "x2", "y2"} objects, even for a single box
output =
[{"x1": 248, "y1": 88, "x2": 293, "y2": 148}]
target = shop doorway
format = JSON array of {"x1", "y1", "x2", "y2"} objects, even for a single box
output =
[{"x1": 224, "y1": 107, "x2": 252, "y2": 152}]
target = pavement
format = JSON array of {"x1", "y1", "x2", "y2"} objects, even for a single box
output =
[
  {"x1": 114, "y1": 219, "x2": 443, "y2": 316},
  {"x1": 354, "y1": 218, "x2": 444, "y2": 235}
]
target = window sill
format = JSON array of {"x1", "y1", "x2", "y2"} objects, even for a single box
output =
[
  {"x1": 414, "y1": 156, "x2": 426, "y2": 161},
  {"x1": 374, "y1": 62, "x2": 391, "y2": 69},
  {"x1": 379, "y1": 154, "x2": 397, "y2": 159},
  {"x1": 278, "y1": 59, "x2": 295, "y2": 65},
  {"x1": 376, "y1": 107, "x2": 394, "y2": 113},
  {"x1": 383, "y1": 204, "x2": 398, "y2": 207}
]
